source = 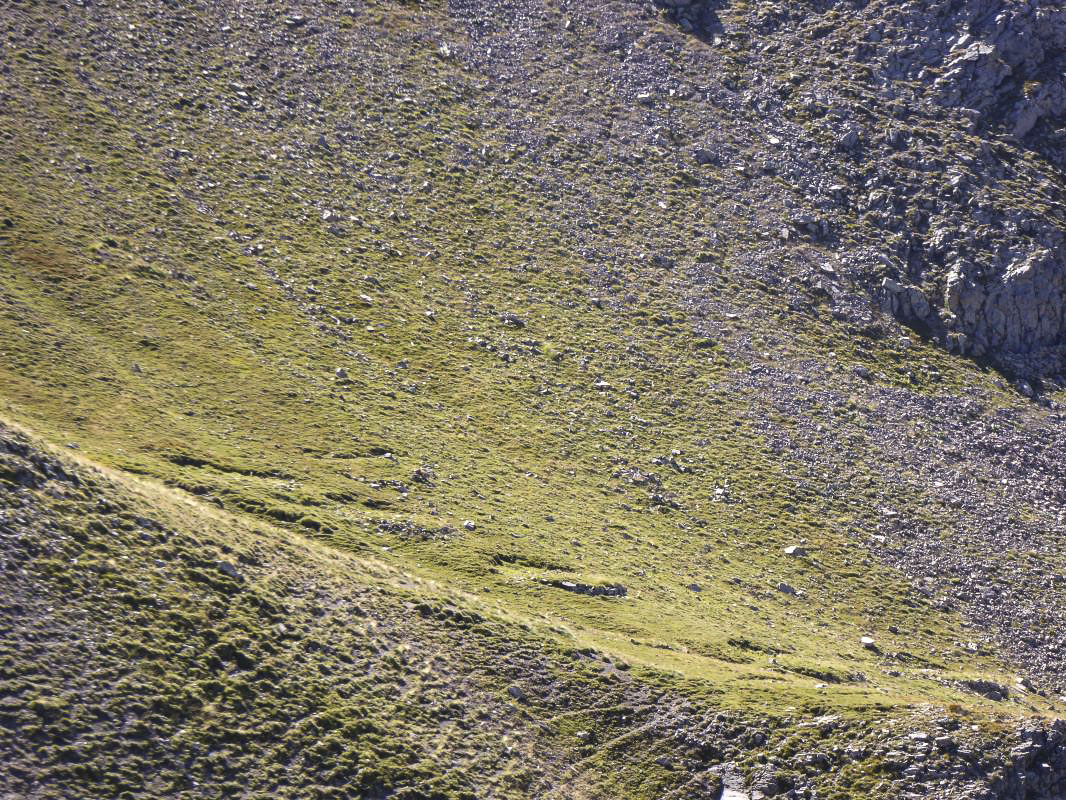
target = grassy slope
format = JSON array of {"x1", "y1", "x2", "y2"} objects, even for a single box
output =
[
  {"x1": 0, "y1": 421, "x2": 1046, "y2": 800},
  {"x1": 1, "y1": 420, "x2": 723, "y2": 800},
  {"x1": 0, "y1": 0, "x2": 1063, "y2": 796}
]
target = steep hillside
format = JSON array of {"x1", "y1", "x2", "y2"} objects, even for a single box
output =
[
  {"x1": 2, "y1": 0, "x2": 1066, "y2": 798},
  {"x1": 663, "y1": 0, "x2": 1066, "y2": 377},
  {"x1": 1, "y1": 421, "x2": 752, "y2": 800},
  {"x1": 0, "y1": 424, "x2": 1061, "y2": 799}
]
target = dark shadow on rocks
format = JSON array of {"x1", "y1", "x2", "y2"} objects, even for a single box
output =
[
  {"x1": 891, "y1": 309, "x2": 1056, "y2": 403},
  {"x1": 653, "y1": 0, "x2": 725, "y2": 41}
]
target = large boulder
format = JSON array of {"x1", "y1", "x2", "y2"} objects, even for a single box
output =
[{"x1": 939, "y1": 250, "x2": 1066, "y2": 374}]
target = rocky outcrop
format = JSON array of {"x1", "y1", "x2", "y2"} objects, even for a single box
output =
[
  {"x1": 880, "y1": 248, "x2": 1066, "y2": 375},
  {"x1": 652, "y1": 0, "x2": 723, "y2": 37},
  {"x1": 854, "y1": 1, "x2": 1066, "y2": 377},
  {"x1": 944, "y1": 250, "x2": 1066, "y2": 369},
  {"x1": 658, "y1": 0, "x2": 1066, "y2": 379},
  {"x1": 933, "y1": 4, "x2": 1066, "y2": 138}
]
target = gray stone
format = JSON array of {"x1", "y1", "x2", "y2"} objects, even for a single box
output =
[
  {"x1": 217, "y1": 561, "x2": 242, "y2": 581},
  {"x1": 838, "y1": 127, "x2": 860, "y2": 150},
  {"x1": 941, "y1": 249, "x2": 1066, "y2": 372},
  {"x1": 694, "y1": 148, "x2": 721, "y2": 166}
]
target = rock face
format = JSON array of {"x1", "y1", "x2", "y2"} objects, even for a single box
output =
[
  {"x1": 851, "y1": 0, "x2": 1066, "y2": 378},
  {"x1": 881, "y1": 1, "x2": 1066, "y2": 377},
  {"x1": 931, "y1": 5, "x2": 1066, "y2": 139},
  {"x1": 880, "y1": 251, "x2": 1066, "y2": 374},
  {"x1": 659, "y1": 0, "x2": 1066, "y2": 379},
  {"x1": 921, "y1": 3, "x2": 1066, "y2": 375},
  {"x1": 943, "y1": 250, "x2": 1066, "y2": 369},
  {"x1": 653, "y1": 0, "x2": 723, "y2": 36}
]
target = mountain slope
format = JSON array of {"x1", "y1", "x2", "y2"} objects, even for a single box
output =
[
  {"x1": 3, "y1": 421, "x2": 1065, "y2": 800},
  {"x1": 0, "y1": 420, "x2": 718, "y2": 800},
  {"x1": 2, "y1": 0, "x2": 1066, "y2": 798}
]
